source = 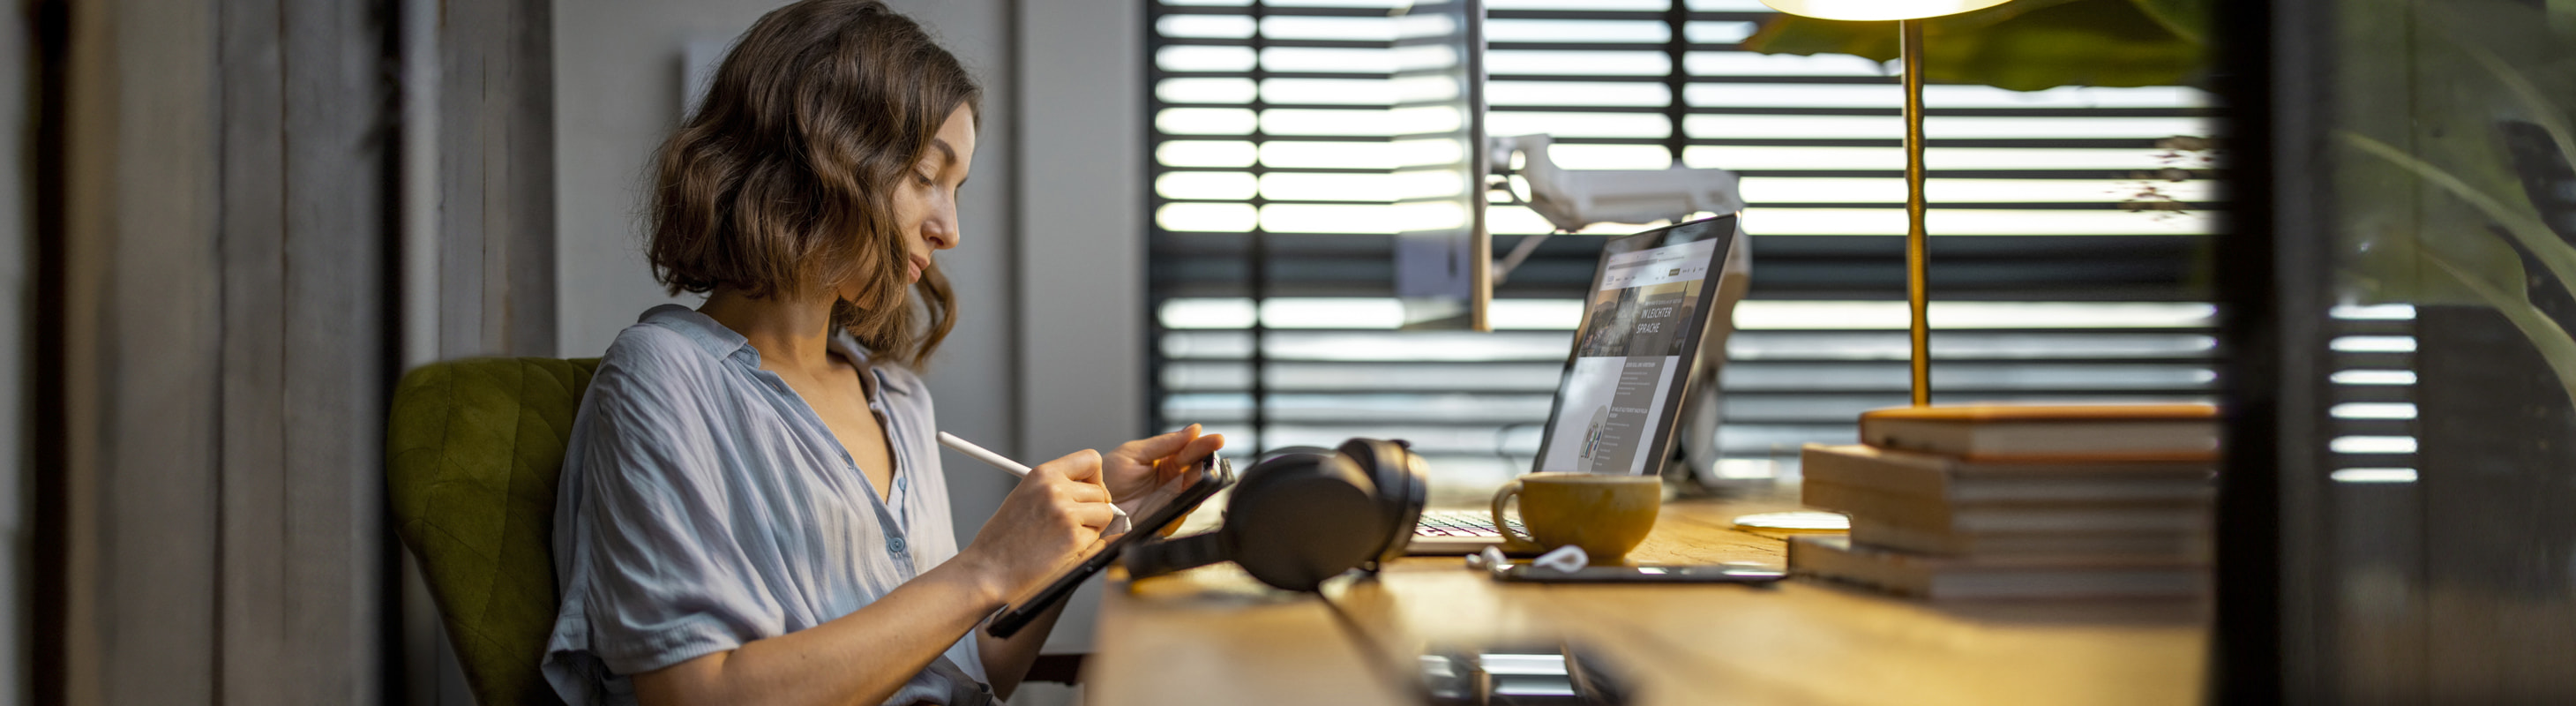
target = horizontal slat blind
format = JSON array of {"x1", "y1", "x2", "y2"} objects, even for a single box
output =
[
  {"x1": 2324, "y1": 304, "x2": 2419, "y2": 484},
  {"x1": 1147, "y1": 0, "x2": 2221, "y2": 489}
]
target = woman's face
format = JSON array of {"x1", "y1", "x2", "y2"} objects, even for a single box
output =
[{"x1": 850, "y1": 103, "x2": 976, "y2": 302}]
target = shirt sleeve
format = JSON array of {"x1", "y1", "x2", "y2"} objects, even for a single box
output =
[{"x1": 565, "y1": 352, "x2": 789, "y2": 676}]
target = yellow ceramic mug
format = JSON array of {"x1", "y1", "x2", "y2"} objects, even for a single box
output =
[{"x1": 1491, "y1": 472, "x2": 1662, "y2": 564}]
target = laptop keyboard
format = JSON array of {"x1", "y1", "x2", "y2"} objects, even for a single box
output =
[{"x1": 1414, "y1": 509, "x2": 1524, "y2": 538}]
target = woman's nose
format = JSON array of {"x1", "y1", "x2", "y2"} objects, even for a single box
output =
[{"x1": 924, "y1": 197, "x2": 960, "y2": 250}]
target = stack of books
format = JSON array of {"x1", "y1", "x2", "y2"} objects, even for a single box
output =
[{"x1": 1786, "y1": 403, "x2": 2219, "y2": 600}]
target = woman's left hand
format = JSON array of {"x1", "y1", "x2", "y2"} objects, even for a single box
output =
[{"x1": 1102, "y1": 424, "x2": 1225, "y2": 509}]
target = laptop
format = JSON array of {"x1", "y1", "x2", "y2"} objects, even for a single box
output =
[{"x1": 1410, "y1": 214, "x2": 1747, "y2": 554}]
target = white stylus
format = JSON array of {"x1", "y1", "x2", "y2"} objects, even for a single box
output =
[{"x1": 938, "y1": 431, "x2": 1132, "y2": 531}]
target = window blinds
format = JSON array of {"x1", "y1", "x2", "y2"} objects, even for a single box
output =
[{"x1": 1146, "y1": 0, "x2": 2221, "y2": 490}]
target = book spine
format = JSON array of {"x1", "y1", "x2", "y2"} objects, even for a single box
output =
[
  {"x1": 1801, "y1": 445, "x2": 2215, "y2": 502},
  {"x1": 1857, "y1": 419, "x2": 1965, "y2": 457},
  {"x1": 1804, "y1": 479, "x2": 2210, "y2": 534},
  {"x1": 1787, "y1": 537, "x2": 1929, "y2": 597},
  {"x1": 1850, "y1": 519, "x2": 2213, "y2": 560},
  {"x1": 1858, "y1": 420, "x2": 2220, "y2": 462},
  {"x1": 1798, "y1": 446, "x2": 1948, "y2": 496}
]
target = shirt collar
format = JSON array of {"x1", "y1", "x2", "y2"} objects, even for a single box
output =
[
  {"x1": 825, "y1": 330, "x2": 889, "y2": 401},
  {"x1": 638, "y1": 304, "x2": 912, "y2": 396},
  {"x1": 833, "y1": 335, "x2": 921, "y2": 397},
  {"x1": 639, "y1": 304, "x2": 752, "y2": 362}
]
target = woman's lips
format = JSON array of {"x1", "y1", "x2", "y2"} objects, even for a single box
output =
[{"x1": 908, "y1": 256, "x2": 927, "y2": 282}]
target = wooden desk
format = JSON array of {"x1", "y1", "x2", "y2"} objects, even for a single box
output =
[{"x1": 1087, "y1": 496, "x2": 2207, "y2": 706}]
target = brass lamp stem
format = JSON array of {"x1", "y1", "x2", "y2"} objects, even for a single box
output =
[{"x1": 1901, "y1": 19, "x2": 1929, "y2": 407}]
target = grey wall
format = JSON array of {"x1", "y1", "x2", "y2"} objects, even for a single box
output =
[
  {"x1": 1015, "y1": 0, "x2": 1147, "y2": 657},
  {"x1": 550, "y1": 0, "x2": 1145, "y2": 658},
  {"x1": 551, "y1": 0, "x2": 756, "y2": 357}
]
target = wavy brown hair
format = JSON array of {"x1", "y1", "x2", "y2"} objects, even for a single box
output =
[{"x1": 647, "y1": 0, "x2": 977, "y2": 367}]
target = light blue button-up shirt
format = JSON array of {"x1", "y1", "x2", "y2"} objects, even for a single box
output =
[{"x1": 543, "y1": 305, "x2": 990, "y2": 705}]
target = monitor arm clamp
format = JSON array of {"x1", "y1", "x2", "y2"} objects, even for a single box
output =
[{"x1": 1486, "y1": 134, "x2": 1747, "y2": 284}]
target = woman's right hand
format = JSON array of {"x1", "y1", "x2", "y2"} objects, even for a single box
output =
[{"x1": 962, "y1": 449, "x2": 1119, "y2": 605}]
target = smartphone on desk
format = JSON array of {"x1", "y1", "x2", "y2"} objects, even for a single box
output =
[{"x1": 1494, "y1": 563, "x2": 1786, "y2": 584}]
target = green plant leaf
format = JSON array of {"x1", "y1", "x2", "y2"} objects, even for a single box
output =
[
  {"x1": 2130, "y1": 0, "x2": 2211, "y2": 45},
  {"x1": 2455, "y1": 41, "x2": 2576, "y2": 183},
  {"x1": 2425, "y1": 248, "x2": 2576, "y2": 411},
  {"x1": 2340, "y1": 131, "x2": 2576, "y2": 301}
]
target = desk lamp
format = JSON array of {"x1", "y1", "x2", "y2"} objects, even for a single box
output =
[{"x1": 1756, "y1": 0, "x2": 2011, "y2": 406}]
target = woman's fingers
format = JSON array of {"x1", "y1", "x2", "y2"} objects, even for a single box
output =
[
  {"x1": 1030, "y1": 453, "x2": 1114, "y2": 526},
  {"x1": 1177, "y1": 432, "x2": 1224, "y2": 466},
  {"x1": 1117, "y1": 424, "x2": 1200, "y2": 461},
  {"x1": 1037, "y1": 449, "x2": 1105, "y2": 483},
  {"x1": 966, "y1": 447, "x2": 1138, "y2": 600},
  {"x1": 1052, "y1": 477, "x2": 1110, "y2": 505},
  {"x1": 1067, "y1": 499, "x2": 1118, "y2": 530},
  {"x1": 1156, "y1": 432, "x2": 1227, "y2": 482}
]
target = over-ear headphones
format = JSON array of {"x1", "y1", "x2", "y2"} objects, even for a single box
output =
[{"x1": 1123, "y1": 438, "x2": 1428, "y2": 592}]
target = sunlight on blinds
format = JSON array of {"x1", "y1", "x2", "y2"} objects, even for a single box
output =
[{"x1": 1146, "y1": 0, "x2": 2224, "y2": 484}]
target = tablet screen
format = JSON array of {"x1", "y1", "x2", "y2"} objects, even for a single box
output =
[{"x1": 1531, "y1": 216, "x2": 1737, "y2": 477}]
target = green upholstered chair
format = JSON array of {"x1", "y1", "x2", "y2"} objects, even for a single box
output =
[
  {"x1": 387, "y1": 356, "x2": 1088, "y2": 702},
  {"x1": 388, "y1": 357, "x2": 599, "y2": 706}
]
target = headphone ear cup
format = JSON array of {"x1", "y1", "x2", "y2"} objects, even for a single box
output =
[
  {"x1": 1225, "y1": 454, "x2": 1387, "y2": 592},
  {"x1": 1337, "y1": 439, "x2": 1429, "y2": 562}
]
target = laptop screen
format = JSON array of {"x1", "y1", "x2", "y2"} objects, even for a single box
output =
[{"x1": 1531, "y1": 215, "x2": 1740, "y2": 476}]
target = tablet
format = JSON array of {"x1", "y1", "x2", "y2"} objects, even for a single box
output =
[{"x1": 985, "y1": 456, "x2": 1234, "y2": 639}]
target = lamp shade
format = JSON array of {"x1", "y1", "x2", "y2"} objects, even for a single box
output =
[
  {"x1": 1742, "y1": 0, "x2": 2208, "y2": 91},
  {"x1": 1756, "y1": 0, "x2": 2014, "y2": 21}
]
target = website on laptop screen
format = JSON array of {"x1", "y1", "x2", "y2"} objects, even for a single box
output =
[{"x1": 1538, "y1": 236, "x2": 1720, "y2": 476}]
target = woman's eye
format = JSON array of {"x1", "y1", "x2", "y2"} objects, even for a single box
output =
[{"x1": 914, "y1": 171, "x2": 936, "y2": 186}]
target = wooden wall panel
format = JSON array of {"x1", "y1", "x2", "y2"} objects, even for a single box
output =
[
  {"x1": 60, "y1": 0, "x2": 400, "y2": 702},
  {"x1": 438, "y1": 0, "x2": 555, "y2": 358},
  {"x1": 59, "y1": 0, "x2": 222, "y2": 703},
  {"x1": 51, "y1": 0, "x2": 555, "y2": 697},
  {"x1": 215, "y1": 0, "x2": 292, "y2": 702},
  {"x1": 270, "y1": 0, "x2": 391, "y2": 700}
]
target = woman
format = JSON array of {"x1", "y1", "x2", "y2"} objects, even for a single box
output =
[{"x1": 541, "y1": 2, "x2": 1222, "y2": 704}]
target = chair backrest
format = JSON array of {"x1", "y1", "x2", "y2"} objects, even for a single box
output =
[{"x1": 388, "y1": 357, "x2": 600, "y2": 706}]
